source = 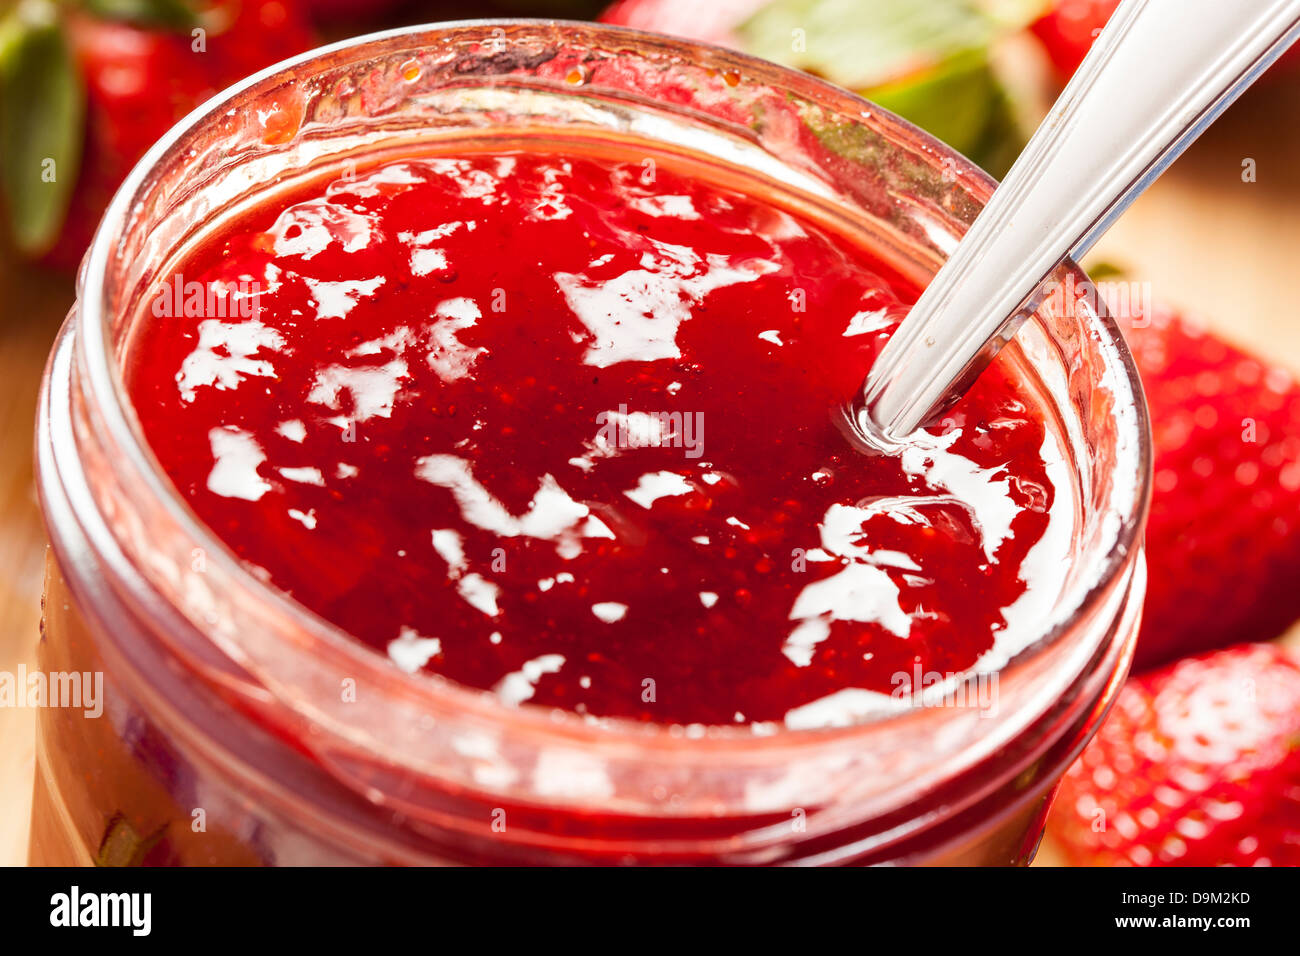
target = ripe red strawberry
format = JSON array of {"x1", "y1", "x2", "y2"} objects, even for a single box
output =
[
  {"x1": 1027, "y1": 0, "x2": 1118, "y2": 81},
  {"x1": 1048, "y1": 643, "x2": 1300, "y2": 866},
  {"x1": 600, "y1": 0, "x2": 763, "y2": 46},
  {"x1": 1, "y1": 0, "x2": 315, "y2": 266},
  {"x1": 1113, "y1": 301, "x2": 1300, "y2": 669},
  {"x1": 1029, "y1": 0, "x2": 1300, "y2": 84}
]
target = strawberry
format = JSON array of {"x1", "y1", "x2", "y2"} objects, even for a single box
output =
[
  {"x1": 600, "y1": 0, "x2": 763, "y2": 46},
  {"x1": 0, "y1": 0, "x2": 314, "y2": 266},
  {"x1": 1027, "y1": 0, "x2": 1118, "y2": 81},
  {"x1": 1029, "y1": 0, "x2": 1300, "y2": 85},
  {"x1": 1113, "y1": 301, "x2": 1300, "y2": 669},
  {"x1": 1048, "y1": 643, "x2": 1300, "y2": 866}
]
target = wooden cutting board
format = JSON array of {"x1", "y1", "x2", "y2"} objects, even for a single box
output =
[{"x1": 2, "y1": 79, "x2": 1297, "y2": 868}]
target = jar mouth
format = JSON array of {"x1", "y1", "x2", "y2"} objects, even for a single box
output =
[{"x1": 65, "y1": 20, "x2": 1151, "y2": 788}]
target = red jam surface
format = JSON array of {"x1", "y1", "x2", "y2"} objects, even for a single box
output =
[{"x1": 127, "y1": 151, "x2": 1069, "y2": 729}]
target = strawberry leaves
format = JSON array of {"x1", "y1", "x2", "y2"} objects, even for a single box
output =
[
  {"x1": 0, "y1": 0, "x2": 85, "y2": 255},
  {"x1": 734, "y1": 0, "x2": 1050, "y2": 175},
  {"x1": 0, "y1": 0, "x2": 202, "y2": 256},
  {"x1": 78, "y1": 0, "x2": 202, "y2": 30},
  {"x1": 737, "y1": 0, "x2": 1002, "y2": 90}
]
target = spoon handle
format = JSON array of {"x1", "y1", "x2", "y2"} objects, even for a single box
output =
[{"x1": 860, "y1": 0, "x2": 1300, "y2": 443}]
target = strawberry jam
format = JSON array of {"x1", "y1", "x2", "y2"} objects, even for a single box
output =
[{"x1": 126, "y1": 150, "x2": 1068, "y2": 729}]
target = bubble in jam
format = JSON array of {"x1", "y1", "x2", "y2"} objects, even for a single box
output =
[{"x1": 126, "y1": 150, "x2": 1072, "y2": 729}]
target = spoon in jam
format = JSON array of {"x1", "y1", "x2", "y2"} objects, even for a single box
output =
[{"x1": 857, "y1": 0, "x2": 1300, "y2": 445}]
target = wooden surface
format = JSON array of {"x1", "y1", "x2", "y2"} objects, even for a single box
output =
[
  {"x1": 1, "y1": 81, "x2": 1298, "y2": 867},
  {"x1": 0, "y1": 262, "x2": 70, "y2": 867}
]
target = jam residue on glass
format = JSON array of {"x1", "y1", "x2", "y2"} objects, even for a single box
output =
[{"x1": 127, "y1": 151, "x2": 1071, "y2": 729}]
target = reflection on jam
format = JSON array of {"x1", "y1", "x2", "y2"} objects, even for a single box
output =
[{"x1": 127, "y1": 152, "x2": 1069, "y2": 729}]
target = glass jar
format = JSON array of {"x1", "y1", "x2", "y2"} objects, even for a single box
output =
[{"x1": 30, "y1": 20, "x2": 1151, "y2": 866}]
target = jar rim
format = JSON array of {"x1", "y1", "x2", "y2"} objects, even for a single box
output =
[{"x1": 68, "y1": 19, "x2": 1152, "y2": 765}]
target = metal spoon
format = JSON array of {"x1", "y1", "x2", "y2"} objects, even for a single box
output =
[{"x1": 857, "y1": 0, "x2": 1300, "y2": 445}]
